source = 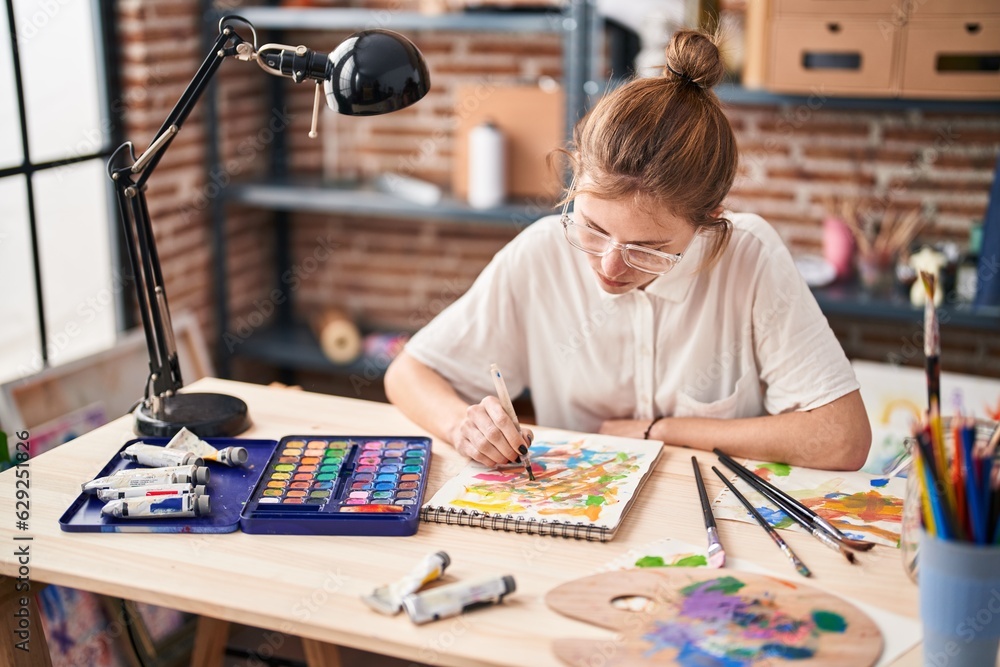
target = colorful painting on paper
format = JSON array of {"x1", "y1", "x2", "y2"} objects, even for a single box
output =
[
  {"x1": 37, "y1": 586, "x2": 130, "y2": 667},
  {"x1": 642, "y1": 575, "x2": 849, "y2": 665},
  {"x1": 601, "y1": 537, "x2": 712, "y2": 572},
  {"x1": 29, "y1": 402, "x2": 107, "y2": 458},
  {"x1": 712, "y1": 461, "x2": 906, "y2": 547},
  {"x1": 423, "y1": 430, "x2": 661, "y2": 529},
  {"x1": 853, "y1": 360, "x2": 1000, "y2": 475}
]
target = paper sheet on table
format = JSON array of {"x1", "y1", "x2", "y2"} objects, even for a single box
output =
[{"x1": 711, "y1": 461, "x2": 906, "y2": 548}]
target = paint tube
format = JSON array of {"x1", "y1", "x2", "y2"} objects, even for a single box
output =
[
  {"x1": 362, "y1": 551, "x2": 451, "y2": 615},
  {"x1": 214, "y1": 446, "x2": 249, "y2": 467},
  {"x1": 101, "y1": 494, "x2": 211, "y2": 519},
  {"x1": 121, "y1": 443, "x2": 203, "y2": 467},
  {"x1": 83, "y1": 465, "x2": 210, "y2": 492},
  {"x1": 165, "y1": 427, "x2": 248, "y2": 467},
  {"x1": 96, "y1": 483, "x2": 207, "y2": 501},
  {"x1": 401, "y1": 575, "x2": 515, "y2": 624}
]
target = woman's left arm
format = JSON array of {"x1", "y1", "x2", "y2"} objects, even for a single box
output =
[{"x1": 599, "y1": 389, "x2": 872, "y2": 470}]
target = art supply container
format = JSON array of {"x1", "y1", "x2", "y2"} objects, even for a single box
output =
[
  {"x1": 920, "y1": 530, "x2": 1000, "y2": 666},
  {"x1": 900, "y1": 419, "x2": 997, "y2": 583}
]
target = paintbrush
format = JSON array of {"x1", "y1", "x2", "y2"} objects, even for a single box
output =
[
  {"x1": 714, "y1": 456, "x2": 857, "y2": 564},
  {"x1": 691, "y1": 457, "x2": 725, "y2": 568},
  {"x1": 712, "y1": 467, "x2": 811, "y2": 578},
  {"x1": 713, "y1": 449, "x2": 875, "y2": 552},
  {"x1": 489, "y1": 363, "x2": 534, "y2": 481}
]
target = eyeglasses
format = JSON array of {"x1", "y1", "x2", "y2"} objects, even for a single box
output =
[{"x1": 559, "y1": 193, "x2": 684, "y2": 276}]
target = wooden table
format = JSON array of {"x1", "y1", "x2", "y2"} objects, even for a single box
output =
[{"x1": 0, "y1": 378, "x2": 925, "y2": 666}]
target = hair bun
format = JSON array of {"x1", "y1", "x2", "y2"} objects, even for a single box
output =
[{"x1": 663, "y1": 29, "x2": 724, "y2": 90}]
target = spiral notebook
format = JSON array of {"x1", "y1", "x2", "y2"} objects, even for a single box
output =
[{"x1": 420, "y1": 429, "x2": 663, "y2": 541}]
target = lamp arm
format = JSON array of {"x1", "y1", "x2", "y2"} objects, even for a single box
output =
[
  {"x1": 108, "y1": 17, "x2": 255, "y2": 405},
  {"x1": 133, "y1": 23, "x2": 250, "y2": 187}
]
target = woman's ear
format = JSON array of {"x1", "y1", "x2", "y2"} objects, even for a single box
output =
[{"x1": 710, "y1": 205, "x2": 724, "y2": 219}]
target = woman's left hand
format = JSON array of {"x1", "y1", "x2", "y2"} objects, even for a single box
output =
[{"x1": 597, "y1": 419, "x2": 647, "y2": 439}]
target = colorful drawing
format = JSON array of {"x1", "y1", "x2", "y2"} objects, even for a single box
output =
[
  {"x1": 423, "y1": 431, "x2": 662, "y2": 531},
  {"x1": 601, "y1": 537, "x2": 712, "y2": 573},
  {"x1": 30, "y1": 402, "x2": 106, "y2": 458},
  {"x1": 642, "y1": 576, "x2": 849, "y2": 664},
  {"x1": 712, "y1": 462, "x2": 906, "y2": 547},
  {"x1": 37, "y1": 586, "x2": 129, "y2": 667},
  {"x1": 853, "y1": 360, "x2": 1000, "y2": 475}
]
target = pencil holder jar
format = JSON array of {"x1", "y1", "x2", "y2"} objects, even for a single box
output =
[
  {"x1": 919, "y1": 530, "x2": 1000, "y2": 667},
  {"x1": 901, "y1": 419, "x2": 999, "y2": 584}
]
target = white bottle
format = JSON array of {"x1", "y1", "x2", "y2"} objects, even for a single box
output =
[{"x1": 467, "y1": 121, "x2": 506, "y2": 209}]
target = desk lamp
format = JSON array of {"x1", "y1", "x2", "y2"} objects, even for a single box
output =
[{"x1": 107, "y1": 15, "x2": 430, "y2": 437}]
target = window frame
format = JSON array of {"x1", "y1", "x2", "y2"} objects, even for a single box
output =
[{"x1": 1, "y1": 0, "x2": 129, "y2": 370}]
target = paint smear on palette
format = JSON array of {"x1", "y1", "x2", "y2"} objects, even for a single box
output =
[
  {"x1": 712, "y1": 462, "x2": 906, "y2": 547},
  {"x1": 642, "y1": 576, "x2": 847, "y2": 665}
]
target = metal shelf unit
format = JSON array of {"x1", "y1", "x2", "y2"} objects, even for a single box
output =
[{"x1": 207, "y1": 1, "x2": 601, "y2": 378}]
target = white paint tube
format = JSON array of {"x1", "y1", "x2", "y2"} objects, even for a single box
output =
[
  {"x1": 96, "y1": 483, "x2": 207, "y2": 501},
  {"x1": 101, "y1": 494, "x2": 211, "y2": 519},
  {"x1": 121, "y1": 443, "x2": 202, "y2": 467},
  {"x1": 82, "y1": 465, "x2": 210, "y2": 492},
  {"x1": 402, "y1": 575, "x2": 515, "y2": 624},
  {"x1": 165, "y1": 427, "x2": 248, "y2": 467},
  {"x1": 362, "y1": 551, "x2": 451, "y2": 615}
]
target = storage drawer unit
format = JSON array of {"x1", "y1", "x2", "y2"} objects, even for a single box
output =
[
  {"x1": 768, "y1": 18, "x2": 899, "y2": 95},
  {"x1": 901, "y1": 18, "x2": 1000, "y2": 98}
]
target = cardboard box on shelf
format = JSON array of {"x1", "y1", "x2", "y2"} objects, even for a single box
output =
[{"x1": 452, "y1": 83, "x2": 565, "y2": 204}]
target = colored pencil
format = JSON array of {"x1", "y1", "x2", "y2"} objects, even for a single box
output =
[
  {"x1": 691, "y1": 457, "x2": 725, "y2": 568},
  {"x1": 916, "y1": 430, "x2": 952, "y2": 540},
  {"x1": 712, "y1": 467, "x2": 811, "y2": 577},
  {"x1": 713, "y1": 448, "x2": 875, "y2": 552}
]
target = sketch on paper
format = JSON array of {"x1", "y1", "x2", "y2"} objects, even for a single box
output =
[{"x1": 423, "y1": 431, "x2": 661, "y2": 530}]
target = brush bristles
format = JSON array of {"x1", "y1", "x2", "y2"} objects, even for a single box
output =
[{"x1": 840, "y1": 537, "x2": 875, "y2": 551}]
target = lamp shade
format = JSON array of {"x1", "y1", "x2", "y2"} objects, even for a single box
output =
[{"x1": 325, "y1": 29, "x2": 430, "y2": 116}]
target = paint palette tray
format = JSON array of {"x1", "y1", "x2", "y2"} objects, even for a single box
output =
[
  {"x1": 239, "y1": 435, "x2": 432, "y2": 536},
  {"x1": 59, "y1": 437, "x2": 278, "y2": 533}
]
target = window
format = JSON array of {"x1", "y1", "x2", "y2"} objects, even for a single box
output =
[{"x1": 0, "y1": 2, "x2": 122, "y2": 382}]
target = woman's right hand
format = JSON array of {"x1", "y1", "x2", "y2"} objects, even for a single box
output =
[{"x1": 449, "y1": 396, "x2": 533, "y2": 467}]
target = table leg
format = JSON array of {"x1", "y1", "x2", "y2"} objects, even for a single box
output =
[
  {"x1": 302, "y1": 638, "x2": 344, "y2": 667},
  {"x1": 0, "y1": 576, "x2": 52, "y2": 667},
  {"x1": 190, "y1": 616, "x2": 231, "y2": 667}
]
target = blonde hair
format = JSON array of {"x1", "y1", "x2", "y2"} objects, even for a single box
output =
[{"x1": 563, "y1": 29, "x2": 737, "y2": 266}]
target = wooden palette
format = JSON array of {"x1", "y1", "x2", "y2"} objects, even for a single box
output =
[{"x1": 545, "y1": 569, "x2": 882, "y2": 667}]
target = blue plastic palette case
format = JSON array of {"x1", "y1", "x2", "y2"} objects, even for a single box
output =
[
  {"x1": 240, "y1": 435, "x2": 433, "y2": 535},
  {"x1": 60, "y1": 435, "x2": 432, "y2": 536}
]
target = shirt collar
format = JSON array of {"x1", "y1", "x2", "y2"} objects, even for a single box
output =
[{"x1": 642, "y1": 230, "x2": 707, "y2": 302}]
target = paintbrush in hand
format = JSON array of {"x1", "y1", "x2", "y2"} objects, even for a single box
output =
[
  {"x1": 490, "y1": 363, "x2": 534, "y2": 481},
  {"x1": 713, "y1": 466, "x2": 811, "y2": 578},
  {"x1": 713, "y1": 449, "x2": 875, "y2": 552},
  {"x1": 691, "y1": 456, "x2": 725, "y2": 568}
]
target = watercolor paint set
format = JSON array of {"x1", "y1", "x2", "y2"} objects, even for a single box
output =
[
  {"x1": 60, "y1": 435, "x2": 432, "y2": 536},
  {"x1": 241, "y1": 435, "x2": 432, "y2": 535}
]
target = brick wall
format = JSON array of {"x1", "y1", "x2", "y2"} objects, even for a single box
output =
[
  {"x1": 119, "y1": 0, "x2": 999, "y2": 389},
  {"x1": 117, "y1": 0, "x2": 276, "y2": 372}
]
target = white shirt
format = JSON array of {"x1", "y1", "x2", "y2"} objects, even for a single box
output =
[{"x1": 405, "y1": 212, "x2": 859, "y2": 434}]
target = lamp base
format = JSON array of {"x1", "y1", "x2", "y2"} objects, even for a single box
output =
[{"x1": 134, "y1": 392, "x2": 252, "y2": 439}]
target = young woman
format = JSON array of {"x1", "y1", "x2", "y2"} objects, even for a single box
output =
[{"x1": 385, "y1": 30, "x2": 871, "y2": 471}]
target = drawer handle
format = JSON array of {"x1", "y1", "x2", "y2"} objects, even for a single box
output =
[
  {"x1": 826, "y1": 22, "x2": 841, "y2": 33},
  {"x1": 965, "y1": 23, "x2": 981, "y2": 35},
  {"x1": 803, "y1": 52, "x2": 862, "y2": 71}
]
